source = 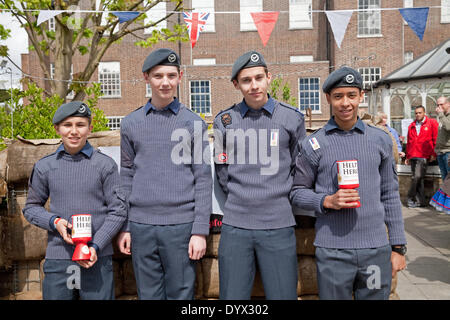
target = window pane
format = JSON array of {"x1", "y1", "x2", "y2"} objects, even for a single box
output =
[{"x1": 298, "y1": 77, "x2": 320, "y2": 112}]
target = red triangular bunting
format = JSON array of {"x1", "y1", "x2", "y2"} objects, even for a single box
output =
[{"x1": 250, "y1": 12, "x2": 279, "y2": 47}]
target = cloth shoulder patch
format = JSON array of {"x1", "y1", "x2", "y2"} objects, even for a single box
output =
[{"x1": 221, "y1": 113, "x2": 232, "y2": 127}]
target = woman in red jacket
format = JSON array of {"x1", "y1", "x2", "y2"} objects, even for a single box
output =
[{"x1": 405, "y1": 106, "x2": 439, "y2": 207}]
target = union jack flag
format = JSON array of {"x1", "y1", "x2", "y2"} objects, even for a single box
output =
[{"x1": 183, "y1": 12, "x2": 210, "y2": 48}]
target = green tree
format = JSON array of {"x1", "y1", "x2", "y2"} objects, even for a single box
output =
[
  {"x1": 269, "y1": 77, "x2": 298, "y2": 108},
  {"x1": 0, "y1": 0, "x2": 188, "y2": 101},
  {"x1": 0, "y1": 80, "x2": 109, "y2": 150}
]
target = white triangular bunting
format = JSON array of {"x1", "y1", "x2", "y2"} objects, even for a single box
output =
[
  {"x1": 325, "y1": 10, "x2": 353, "y2": 49},
  {"x1": 37, "y1": 10, "x2": 64, "y2": 26}
]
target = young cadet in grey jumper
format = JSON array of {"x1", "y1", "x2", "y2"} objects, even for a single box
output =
[
  {"x1": 117, "y1": 48, "x2": 212, "y2": 300},
  {"x1": 23, "y1": 101, "x2": 126, "y2": 300},
  {"x1": 290, "y1": 67, "x2": 407, "y2": 300},
  {"x1": 213, "y1": 51, "x2": 306, "y2": 300}
]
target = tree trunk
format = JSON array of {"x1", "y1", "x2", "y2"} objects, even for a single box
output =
[{"x1": 54, "y1": 19, "x2": 73, "y2": 102}]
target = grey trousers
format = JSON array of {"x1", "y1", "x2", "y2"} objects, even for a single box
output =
[
  {"x1": 130, "y1": 221, "x2": 196, "y2": 300},
  {"x1": 315, "y1": 245, "x2": 392, "y2": 300},
  {"x1": 42, "y1": 256, "x2": 114, "y2": 300},
  {"x1": 218, "y1": 224, "x2": 298, "y2": 300},
  {"x1": 407, "y1": 158, "x2": 427, "y2": 205}
]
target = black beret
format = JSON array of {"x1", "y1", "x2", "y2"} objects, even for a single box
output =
[
  {"x1": 52, "y1": 101, "x2": 91, "y2": 125},
  {"x1": 231, "y1": 51, "x2": 267, "y2": 81},
  {"x1": 142, "y1": 48, "x2": 180, "y2": 73},
  {"x1": 322, "y1": 66, "x2": 363, "y2": 93}
]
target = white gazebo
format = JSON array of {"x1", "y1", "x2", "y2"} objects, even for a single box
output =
[{"x1": 371, "y1": 38, "x2": 450, "y2": 137}]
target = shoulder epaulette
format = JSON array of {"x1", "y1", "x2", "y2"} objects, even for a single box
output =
[
  {"x1": 40, "y1": 151, "x2": 58, "y2": 161},
  {"x1": 278, "y1": 101, "x2": 304, "y2": 117}
]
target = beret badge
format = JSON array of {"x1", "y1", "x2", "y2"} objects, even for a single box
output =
[
  {"x1": 250, "y1": 53, "x2": 260, "y2": 63},
  {"x1": 345, "y1": 74, "x2": 355, "y2": 84},
  {"x1": 78, "y1": 104, "x2": 87, "y2": 114},
  {"x1": 168, "y1": 53, "x2": 177, "y2": 63}
]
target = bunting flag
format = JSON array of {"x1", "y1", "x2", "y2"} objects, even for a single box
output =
[
  {"x1": 112, "y1": 11, "x2": 140, "y2": 23},
  {"x1": 325, "y1": 10, "x2": 353, "y2": 49},
  {"x1": 183, "y1": 12, "x2": 210, "y2": 48},
  {"x1": 398, "y1": 7, "x2": 429, "y2": 41},
  {"x1": 250, "y1": 12, "x2": 279, "y2": 47},
  {"x1": 36, "y1": 10, "x2": 64, "y2": 26}
]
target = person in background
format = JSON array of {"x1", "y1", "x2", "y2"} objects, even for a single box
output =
[
  {"x1": 429, "y1": 155, "x2": 450, "y2": 215},
  {"x1": 434, "y1": 96, "x2": 450, "y2": 180},
  {"x1": 405, "y1": 106, "x2": 438, "y2": 208},
  {"x1": 375, "y1": 111, "x2": 405, "y2": 160}
]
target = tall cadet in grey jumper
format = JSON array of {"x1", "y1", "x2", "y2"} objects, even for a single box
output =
[
  {"x1": 214, "y1": 51, "x2": 306, "y2": 299},
  {"x1": 117, "y1": 48, "x2": 212, "y2": 300},
  {"x1": 290, "y1": 67, "x2": 407, "y2": 300},
  {"x1": 23, "y1": 101, "x2": 126, "y2": 300}
]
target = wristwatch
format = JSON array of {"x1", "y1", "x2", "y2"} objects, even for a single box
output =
[{"x1": 391, "y1": 245, "x2": 407, "y2": 255}]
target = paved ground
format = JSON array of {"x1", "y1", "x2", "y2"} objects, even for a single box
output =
[{"x1": 396, "y1": 204, "x2": 450, "y2": 300}]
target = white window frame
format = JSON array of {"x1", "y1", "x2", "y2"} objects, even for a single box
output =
[
  {"x1": 193, "y1": 58, "x2": 216, "y2": 66},
  {"x1": 358, "y1": 67, "x2": 381, "y2": 105},
  {"x1": 190, "y1": 80, "x2": 212, "y2": 116},
  {"x1": 98, "y1": 62, "x2": 121, "y2": 98},
  {"x1": 442, "y1": 0, "x2": 450, "y2": 23},
  {"x1": 298, "y1": 77, "x2": 321, "y2": 114},
  {"x1": 48, "y1": 17, "x2": 56, "y2": 32},
  {"x1": 240, "y1": 0, "x2": 262, "y2": 31},
  {"x1": 404, "y1": 51, "x2": 414, "y2": 64},
  {"x1": 106, "y1": 116, "x2": 124, "y2": 130},
  {"x1": 358, "y1": 0, "x2": 382, "y2": 37},
  {"x1": 192, "y1": 0, "x2": 215, "y2": 33},
  {"x1": 290, "y1": 55, "x2": 314, "y2": 63},
  {"x1": 144, "y1": 1, "x2": 167, "y2": 34},
  {"x1": 289, "y1": 0, "x2": 313, "y2": 29}
]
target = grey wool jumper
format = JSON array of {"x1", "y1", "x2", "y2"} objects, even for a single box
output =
[
  {"x1": 290, "y1": 117, "x2": 407, "y2": 249},
  {"x1": 23, "y1": 142, "x2": 127, "y2": 259},
  {"x1": 120, "y1": 98, "x2": 212, "y2": 235},
  {"x1": 213, "y1": 97, "x2": 306, "y2": 229}
]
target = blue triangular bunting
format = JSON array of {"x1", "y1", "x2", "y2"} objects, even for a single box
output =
[
  {"x1": 398, "y1": 7, "x2": 429, "y2": 41},
  {"x1": 111, "y1": 11, "x2": 140, "y2": 23}
]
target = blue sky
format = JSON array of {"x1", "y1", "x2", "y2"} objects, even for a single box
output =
[{"x1": 0, "y1": 11, "x2": 28, "y2": 88}]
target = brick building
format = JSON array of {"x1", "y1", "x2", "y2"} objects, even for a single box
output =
[{"x1": 21, "y1": 0, "x2": 450, "y2": 129}]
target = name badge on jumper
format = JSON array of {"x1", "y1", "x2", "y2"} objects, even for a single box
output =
[
  {"x1": 309, "y1": 137, "x2": 320, "y2": 150},
  {"x1": 270, "y1": 130, "x2": 279, "y2": 147}
]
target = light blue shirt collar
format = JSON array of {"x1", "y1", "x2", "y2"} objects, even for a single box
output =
[
  {"x1": 324, "y1": 116, "x2": 365, "y2": 133},
  {"x1": 56, "y1": 140, "x2": 93, "y2": 158},
  {"x1": 239, "y1": 95, "x2": 275, "y2": 117},
  {"x1": 144, "y1": 97, "x2": 180, "y2": 115}
]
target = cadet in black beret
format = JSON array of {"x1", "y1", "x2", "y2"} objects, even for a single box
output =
[
  {"x1": 142, "y1": 48, "x2": 181, "y2": 74},
  {"x1": 290, "y1": 65, "x2": 407, "y2": 300},
  {"x1": 230, "y1": 50, "x2": 267, "y2": 81},
  {"x1": 117, "y1": 46, "x2": 212, "y2": 300},
  {"x1": 213, "y1": 50, "x2": 306, "y2": 300},
  {"x1": 322, "y1": 66, "x2": 363, "y2": 94},
  {"x1": 24, "y1": 98, "x2": 126, "y2": 300},
  {"x1": 52, "y1": 101, "x2": 92, "y2": 125}
]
